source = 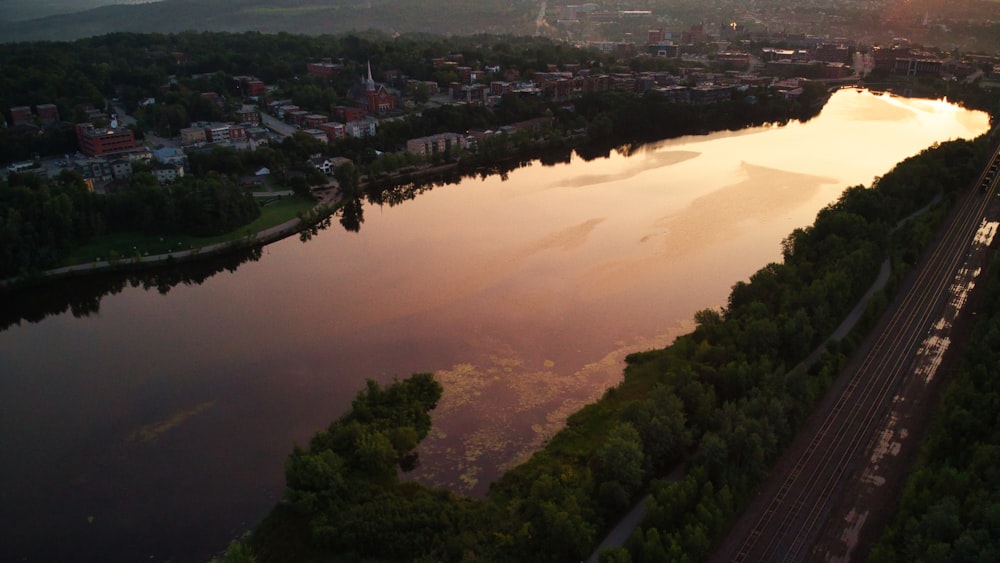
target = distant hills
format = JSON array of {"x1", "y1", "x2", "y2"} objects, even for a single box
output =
[
  {"x1": 0, "y1": 0, "x2": 162, "y2": 22},
  {"x1": 0, "y1": 0, "x2": 539, "y2": 42}
]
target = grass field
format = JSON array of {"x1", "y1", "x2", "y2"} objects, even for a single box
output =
[{"x1": 62, "y1": 197, "x2": 316, "y2": 266}]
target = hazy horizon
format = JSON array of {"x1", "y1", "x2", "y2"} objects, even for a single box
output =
[{"x1": 0, "y1": 0, "x2": 163, "y2": 22}]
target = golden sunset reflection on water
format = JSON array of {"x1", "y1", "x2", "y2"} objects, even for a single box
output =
[
  {"x1": 318, "y1": 89, "x2": 988, "y2": 493},
  {"x1": 0, "y1": 90, "x2": 989, "y2": 559}
]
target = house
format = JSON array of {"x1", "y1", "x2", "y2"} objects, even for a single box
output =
[{"x1": 309, "y1": 155, "x2": 335, "y2": 175}]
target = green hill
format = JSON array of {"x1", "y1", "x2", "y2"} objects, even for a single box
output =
[{"x1": 0, "y1": 0, "x2": 539, "y2": 43}]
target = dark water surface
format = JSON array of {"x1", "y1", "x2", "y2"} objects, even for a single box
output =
[{"x1": 0, "y1": 90, "x2": 988, "y2": 561}]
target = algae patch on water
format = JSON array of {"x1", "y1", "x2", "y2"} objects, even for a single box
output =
[{"x1": 125, "y1": 402, "x2": 214, "y2": 445}]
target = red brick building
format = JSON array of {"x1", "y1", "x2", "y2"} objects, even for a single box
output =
[
  {"x1": 335, "y1": 105, "x2": 366, "y2": 123},
  {"x1": 355, "y1": 62, "x2": 397, "y2": 114},
  {"x1": 75, "y1": 123, "x2": 138, "y2": 157},
  {"x1": 307, "y1": 61, "x2": 344, "y2": 79},
  {"x1": 319, "y1": 121, "x2": 346, "y2": 143}
]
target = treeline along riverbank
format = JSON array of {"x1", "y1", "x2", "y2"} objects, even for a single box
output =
[{"x1": 238, "y1": 129, "x2": 999, "y2": 561}]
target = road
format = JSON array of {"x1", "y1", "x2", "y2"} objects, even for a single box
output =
[
  {"x1": 711, "y1": 142, "x2": 1000, "y2": 562},
  {"x1": 260, "y1": 112, "x2": 297, "y2": 138}
]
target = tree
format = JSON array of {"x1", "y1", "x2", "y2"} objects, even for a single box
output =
[{"x1": 595, "y1": 423, "x2": 645, "y2": 497}]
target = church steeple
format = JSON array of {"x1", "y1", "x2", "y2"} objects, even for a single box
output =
[{"x1": 366, "y1": 60, "x2": 375, "y2": 91}]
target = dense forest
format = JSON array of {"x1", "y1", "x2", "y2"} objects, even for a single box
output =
[{"x1": 232, "y1": 132, "x2": 994, "y2": 562}]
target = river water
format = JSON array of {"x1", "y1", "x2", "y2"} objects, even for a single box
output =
[{"x1": 0, "y1": 90, "x2": 989, "y2": 561}]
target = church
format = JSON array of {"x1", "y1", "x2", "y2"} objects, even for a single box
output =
[{"x1": 353, "y1": 61, "x2": 398, "y2": 115}]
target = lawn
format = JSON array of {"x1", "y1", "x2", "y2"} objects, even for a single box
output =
[{"x1": 62, "y1": 197, "x2": 317, "y2": 266}]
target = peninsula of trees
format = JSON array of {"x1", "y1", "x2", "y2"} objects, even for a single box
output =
[{"x1": 236, "y1": 132, "x2": 996, "y2": 561}]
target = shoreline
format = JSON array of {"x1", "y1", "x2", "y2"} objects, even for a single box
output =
[{"x1": 0, "y1": 190, "x2": 341, "y2": 291}]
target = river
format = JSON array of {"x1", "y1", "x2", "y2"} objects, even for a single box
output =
[{"x1": 0, "y1": 90, "x2": 989, "y2": 561}]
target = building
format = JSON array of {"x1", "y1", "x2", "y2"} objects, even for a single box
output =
[
  {"x1": 285, "y1": 110, "x2": 309, "y2": 127},
  {"x1": 648, "y1": 43, "x2": 680, "y2": 58},
  {"x1": 276, "y1": 104, "x2": 300, "y2": 119},
  {"x1": 36, "y1": 104, "x2": 60, "y2": 125},
  {"x1": 152, "y1": 162, "x2": 184, "y2": 184},
  {"x1": 75, "y1": 123, "x2": 138, "y2": 157},
  {"x1": 304, "y1": 114, "x2": 328, "y2": 128},
  {"x1": 235, "y1": 105, "x2": 260, "y2": 126},
  {"x1": 9, "y1": 106, "x2": 32, "y2": 126},
  {"x1": 813, "y1": 43, "x2": 849, "y2": 64},
  {"x1": 73, "y1": 158, "x2": 113, "y2": 188},
  {"x1": 233, "y1": 75, "x2": 267, "y2": 98},
  {"x1": 301, "y1": 128, "x2": 328, "y2": 143},
  {"x1": 894, "y1": 58, "x2": 943, "y2": 76},
  {"x1": 451, "y1": 83, "x2": 490, "y2": 103},
  {"x1": 246, "y1": 127, "x2": 270, "y2": 147},
  {"x1": 354, "y1": 62, "x2": 398, "y2": 114},
  {"x1": 307, "y1": 61, "x2": 344, "y2": 79},
  {"x1": 153, "y1": 147, "x2": 188, "y2": 168},
  {"x1": 345, "y1": 117, "x2": 377, "y2": 138},
  {"x1": 109, "y1": 158, "x2": 132, "y2": 180},
  {"x1": 333, "y1": 106, "x2": 364, "y2": 123},
  {"x1": 406, "y1": 133, "x2": 465, "y2": 157},
  {"x1": 205, "y1": 124, "x2": 231, "y2": 144},
  {"x1": 180, "y1": 126, "x2": 207, "y2": 145},
  {"x1": 407, "y1": 80, "x2": 440, "y2": 96},
  {"x1": 228, "y1": 124, "x2": 246, "y2": 142},
  {"x1": 319, "y1": 121, "x2": 346, "y2": 143},
  {"x1": 690, "y1": 84, "x2": 735, "y2": 104}
]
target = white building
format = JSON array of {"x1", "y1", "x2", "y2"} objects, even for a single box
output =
[{"x1": 345, "y1": 118, "x2": 377, "y2": 138}]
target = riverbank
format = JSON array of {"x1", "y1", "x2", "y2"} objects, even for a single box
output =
[{"x1": 0, "y1": 191, "x2": 338, "y2": 291}]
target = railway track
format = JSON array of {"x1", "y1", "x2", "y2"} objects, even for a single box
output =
[{"x1": 723, "y1": 144, "x2": 1000, "y2": 563}]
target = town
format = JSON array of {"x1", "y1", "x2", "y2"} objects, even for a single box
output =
[{"x1": 4, "y1": 25, "x2": 998, "y2": 199}]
